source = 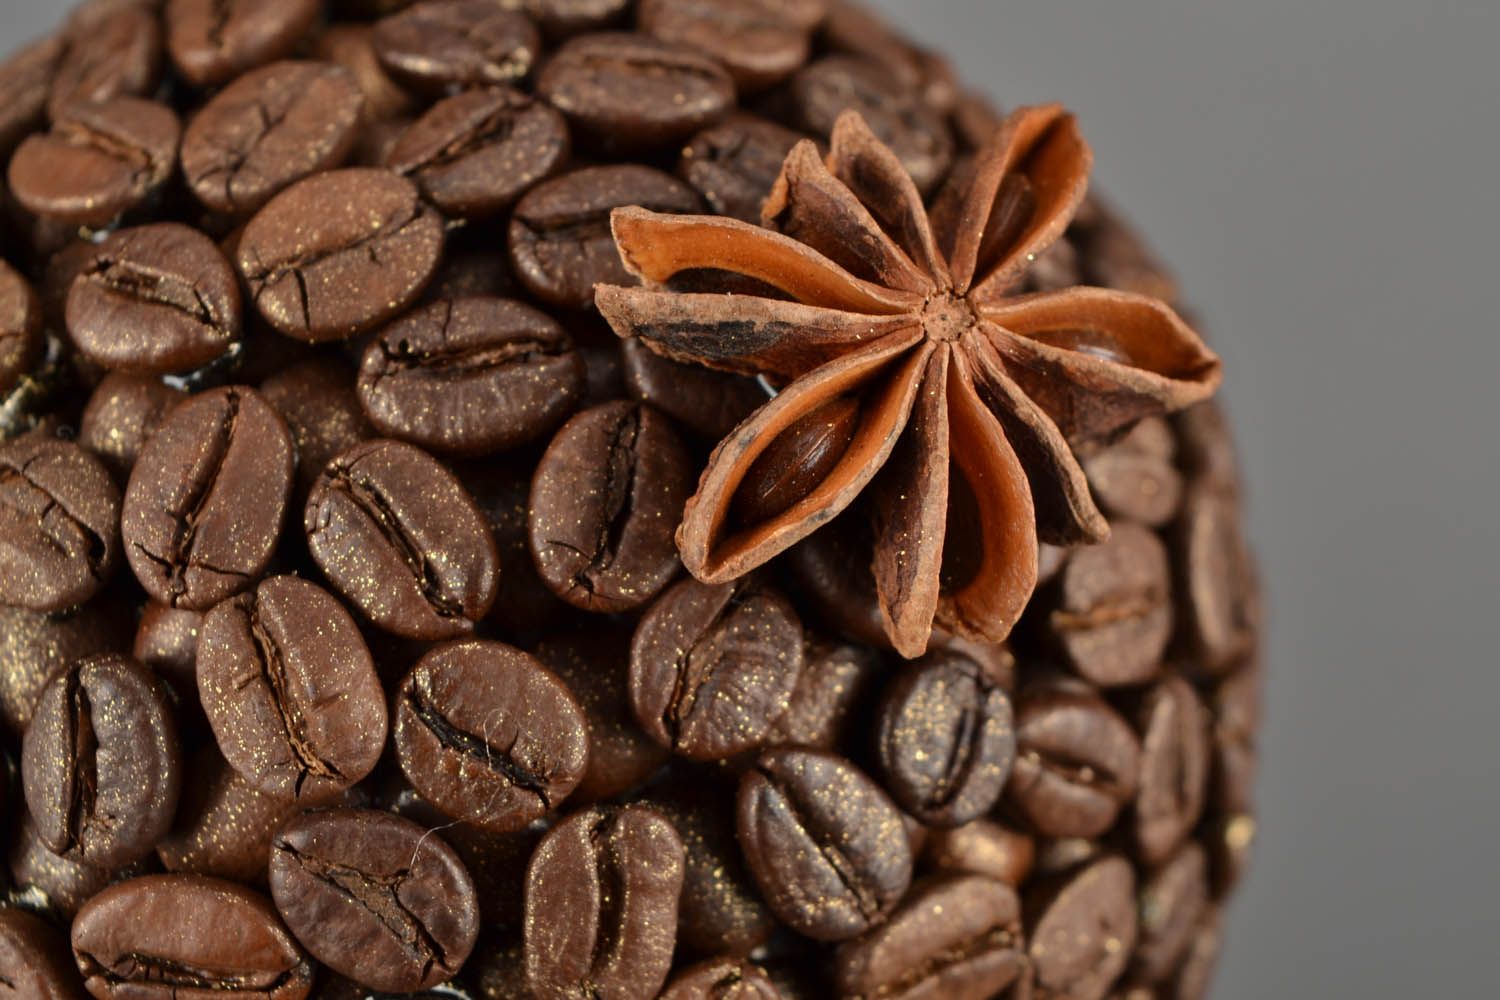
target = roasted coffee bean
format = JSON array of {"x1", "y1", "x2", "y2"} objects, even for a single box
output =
[
  {"x1": 647, "y1": 775, "x2": 777, "y2": 957},
  {"x1": 394, "y1": 639, "x2": 589, "y2": 831},
  {"x1": 767, "y1": 639, "x2": 881, "y2": 751},
  {"x1": 260, "y1": 357, "x2": 372, "y2": 505},
  {"x1": 1211, "y1": 664, "x2": 1260, "y2": 815},
  {"x1": 47, "y1": 2, "x2": 162, "y2": 121},
  {"x1": 1130, "y1": 674, "x2": 1210, "y2": 866},
  {"x1": 524, "y1": 805, "x2": 685, "y2": 1000},
  {"x1": 9, "y1": 96, "x2": 179, "y2": 229},
  {"x1": 737, "y1": 748, "x2": 912, "y2": 942},
  {"x1": 1173, "y1": 400, "x2": 1241, "y2": 496},
  {"x1": 630, "y1": 575, "x2": 803, "y2": 761},
  {"x1": 0, "y1": 260, "x2": 42, "y2": 398},
  {"x1": 0, "y1": 597, "x2": 132, "y2": 736},
  {"x1": 8, "y1": 814, "x2": 141, "y2": 919},
  {"x1": 820, "y1": 1, "x2": 955, "y2": 111},
  {"x1": 72, "y1": 874, "x2": 314, "y2": 1000},
  {"x1": 0, "y1": 906, "x2": 84, "y2": 999},
  {"x1": 305, "y1": 439, "x2": 499, "y2": 638},
  {"x1": 269, "y1": 808, "x2": 480, "y2": 993},
  {"x1": 132, "y1": 601, "x2": 202, "y2": 700},
  {"x1": 78, "y1": 373, "x2": 186, "y2": 482},
  {"x1": 537, "y1": 32, "x2": 735, "y2": 153},
  {"x1": 357, "y1": 297, "x2": 586, "y2": 456},
  {"x1": 873, "y1": 650, "x2": 1015, "y2": 828},
  {"x1": 428, "y1": 237, "x2": 519, "y2": 301},
  {"x1": 529, "y1": 401, "x2": 692, "y2": 612},
  {"x1": 1130, "y1": 842, "x2": 1209, "y2": 985},
  {"x1": 66, "y1": 224, "x2": 241, "y2": 374},
  {"x1": 834, "y1": 874, "x2": 1025, "y2": 1000},
  {"x1": 237, "y1": 168, "x2": 445, "y2": 342},
  {"x1": 182, "y1": 61, "x2": 366, "y2": 216},
  {"x1": 536, "y1": 626, "x2": 669, "y2": 801},
  {"x1": 314, "y1": 24, "x2": 417, "y2": 123},
  {"x1": 733, "y1": 396, "x2": 861, "y2": 526},
  {"x1": 0, "y1": 434, "x2": 120, "y2": 611},
  {"x1": 620, "y1": 338, "x2": 768, "y2": 441},
  {"x1": 1005, "y1": 679, "x2": 1141, "y2": 839},
  {"x1": 788, "y1": 55, "x2": 954, "y2": 194},
  {"x1": 1165, "y1": 907, "x2": 1222, "y2": 1000},
  {"x1": 122, "y1": 385, "x2": 294, "y2": 611},
  {"x1": 21, "y1": 654, "x2": 180, "y2": 869},
  {"x1": 1176, "y1": 483, "x2": 1259, "y2": 672},
  {"x1": 1083, "y1": 418, "x2": 1182, "y2": 526},
  {"x1": 1026, "y1": 856, "x2": 1138, "y2": 1000},
  {"x1": 1045, "y1": 521, "x2": 1172, "y2": 688},
  {"x1": 678, "y1": 114, "x2": 810, "y2": 224},
  {"x1": 921, "y1": 819, "x2": 1035, "y2": 888},
  {"x1": 508, "y1": 165, "x2": 702, "y2": 310},
  {"x1": 457, "y1": 457, "x2": 569, "y2": 635},
  {"x1": 198, "y1": 575, "x2": 386, "y2": 802},
  {"x1": 165, "y1": 0, "x2": 322, "y2": 88},
  {"x1": 0, "y1": 35, "x2": 61, "y2": 155},
  {"x1": 524, "y1": 0, "x2": 630, "y2": 38},
  {"x1": 389, "y1": 88, "x2": 569, "y2": 219},
  {"x1": 784, "y1": 512, "x2": 891, "y2": 650},
  {"x1": 661, "y1": 956, "x2": 783, "y2": 1000},
  {"x1": 373, "y1": 1, "x2": 540, "y2": 94},
  {"x1": 640, "y1": 0, "x2": 822, "y2": 91}
]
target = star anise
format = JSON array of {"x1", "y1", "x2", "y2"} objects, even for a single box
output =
[{"x1": 595, "y1": 106, "x2": 1221, "y2": 657}]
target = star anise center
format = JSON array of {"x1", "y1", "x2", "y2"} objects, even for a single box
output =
[{"x1": 920, "y1": 292, "x2": 979, "y2": 343}]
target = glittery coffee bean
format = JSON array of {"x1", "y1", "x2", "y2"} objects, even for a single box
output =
[
  {"x1": 78, "y1": 373, "x2": 187, "y2": 483},
  {"x1": 0, "y1": 260, "x2": 42, "y2": 399},
  {"x1": 1025, "y1": 856, "x2": 1138, "y2": 1000},
  {"x1": 766, "y1": 639, "x2": 882, "y2": 752},
  {"x1": 165, "y1": 0, "x2": 321, "y2": 87},
  {"x1": 921, "y1": 819, "x2": 1035, "y2": 888},
  {"x1": 0, "y1": 596, "x2": 133, "y2": 737},
  {"x1": 661, "y1": 956, "x2": 783, "y2": 1000},
  {"x1": 640, "y1": 0, "x2": 824, "y2": 91},
  {"x1": 373, "y1": 0, "x2": 541, "y2": 95}
]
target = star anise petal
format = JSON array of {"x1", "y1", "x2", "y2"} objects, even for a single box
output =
[
  {"x1": 939, "y1": 348, "x2": 1039, "y2": 642},
  {"x1": 824, "y1": 112, "x2": 950, "y2": 286},
  {"x1": 869, "y1": 349, "x2": 952, "y2": 658},
  {"x1": 595, "y1": 285, "x2": 914, "y2": 382},
  {"x1": 678, "y1": 331, "x2": 931, "y2": 583},
  {"x1": 762, "y1": 139, "x2": 935, "y2": 295},
  {"x1": 980, "y1": 287, "x2": 1222, "y2": 442},
  {"x1": 609, "y1": 207, "x2": 920, "y2": 314},
  {"x1": 964, "y1": 325, "x2": 1111, "y2": 545}
]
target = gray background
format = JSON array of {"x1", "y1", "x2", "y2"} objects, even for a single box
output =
[{"x1": 3, "y1": 1, "x2": 1497, "y2": 996}]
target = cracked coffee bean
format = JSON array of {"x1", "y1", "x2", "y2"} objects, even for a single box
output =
[
  {"x1": 677, "y1": 113, "x2": 810, "y2": 224},
  {"x1": 66, "y1": 223, "x2": 242, "y2": 375},
  {"x1": 8, "y1": 95, "x2": 179, "y2": 228},
  {"x1": 357, "y1": 297, "x2": 586, "y2": 456},
  {"x1": 660, "y1": 956, "x2": 782, "y2": 1000},
  {"x1": 0, "y1": 259, "x2": 42, "y2": 398},
  {"x1": 71, "y1": 873, "x2": 314, "y2": 1000},
  {"x1": 0, "y1": 906, "x2": 83, "y2": 999},
  {"x1": 259, "y1": 357, "x2": 372, "y2": 506},
  {"x1": 78, "y1": 372, "x2": 187, "y2": 482},
  {"x1": 46, "y1": 2, "x2": 162, "y2": 121},
  {"x1": 537, "y1": 32, "x2": 735, "y2": 153},
  {"x1": 21, "y1": 654, "x2": 180, "y2": 869},
  {"x1": 305, "y1": 438, "x2": 499, "y2": 639},
  {"x1": 237, "y1": 168, "x2": 445, "y2": 342},
  {"x1": 394, "y1": 639, "x2": 589, "y2": 832},
  {"x1": 122, "y1": 385, "x2": 294, "y2": 611},
  {"x1": 1025, "y1": 856, "x2": 1138, "y2": 1000},
  {"x1": 834, "y1": 874, "x2": 1027, "y2": 1000},
  {"x1": 388, "y1": 87, "x2": 570, "y2": 219},
  {"x1": 166, "y1": 0, "x2": 322, "y2": 88},
  {"x1": 508, "y1": 165, "x2": 702, "y2": 311},
  {"x1": 737, "y1": 748, "x2": 913, "y2": 942},
  {"x1": 198, "y1": 575, "x2": 386, "y2": 803},
  {"x1": 181, "y1": 60, "x2": 366, "y2": 217},
  {"x1": 0, "y1": 434, "x2": 120, "y2": 612},
  {"x1": 269, "y1": 808, "x2": 480, "y2": 994},
  {"x1": 1005, "y1": 679, "x2": 1141, "y2": 839},
  {"x1": 373, "y1": 0, "x2": 541, "y2": 95},
  {"x1": 524, "y1": 804, "x2": 685, "y2": 1000},
  {"x1": 529, "y1": 400, "x2": 693, "y2": 613},
  {"x1": 630, "y1": 574, "x2": 805, "y2": 761},
  {"x1": 640, "y1": 0, "x2": 822, "y2": 91},
  {"x1": 873, "y1": 649, "x2": 1016, "y2": 828}
]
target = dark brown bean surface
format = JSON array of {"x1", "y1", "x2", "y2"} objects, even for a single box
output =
[
  {"x1": 78, "y1": 373, "x2": 187, "y2": 482},
  {"x1": 0, "y1": 434, "x2": 120, "y2": 612},
  {"x1": 1130, "y1": 674, "x2": 1210, "y2": 867},
  {"x1": 71, "y1": 874, "x2": 314, "y2": 1000},
  {"x1": 525, "y1": 0, "x2": 630, "y2": 37},
  {"x1": 457, "y1": 457, "x2": 570, "y2": 636},
  {"x1": 874, "y1": 649, "x2": 1016, "y2": 828},
  {"x1": 529, "y1": 400, "x2": 692, "y2": 612},
  {"x1": 631, "y1": 574, "x2": 804, "y2": 760},
  {"x1": 640, "y1": 0, "x2": 822, "y2": 91},
  {"x1": 660, "y1": 956, "x2": 783, "y2": 1000},
  {"x1": 834, "y1": 874, "x2": 1026, "y2": 1000},
  {"x1": 1131, "y1": 842, "x2": 1210, "y2": 985},
  {"x1": 0, "y1": 907, "x2": 84, "y2": 999},
  {"x1": 0, "y1": 34, "x2": 60, "y2": 155},
  {"x1": 525, "y1": 805, "x2": 685, "y2": 1000},
  {"x1": 678, "y1": 114, "x2": 810, "y2": 224},
  {"x1": 738, "y1": 748, "x2": 913, "y2": 942},
  {"x1": 305, "y1": 438, "x2": 499, "y2": 639},
  {"x1": 373, "y1": 0, "x2": 541, "y2": 94},
  {"x1": 1082, "y1": 417, "x2": 1183, "y2": 526},
  {"x1": 1177, "y1": 482, "x2": 1259, "y2": 672},
  {"x1": 921, "y1": 819, "x2": 1035, "y2": 889},
  {"x1": 537, "y1": 32, "x2": 735, "y2": 153},
  {"x1": 165, "y1": 0, "x2": 321, "y2": 87},
  {"x1": 1026, "y1": 856, "x2": 1138, "y2": 1000},
  {"x1": 237, "y1": 168, "x2": 445, "y2": 342},
  {"x1": 0, "y1": 598, "x2": 132, "y2": 736},
  {"x1": 122, "y1": 386, "x2": 294, "y2": 611},
  {"x1": 181, "y1": 61, "x2": 366, "y2": 216},
  {"x1": 508, "y1": 165, "x2": 702, "y2": 310},
  {"x1": 269, "y1": 808, "x2": 479, "y2": 993},
  {"x1": 389, "y1": 87, "x2": 570, "y2": 219},
  {"x1": 198, "y1": 575, "x2": 387, "y2": 803},
  {"x1": 767, "y1": 639, "x2": 882, "y2": 751},
  {"x1": 314, "y1": 23, "x2": 416, "y2": 122},
  {"x1": 0, "y1": 260, "x2": 42, "y2": 397},
  {"x1": 357, "y1": 297, "x2": 586, "y2": 456},
  {"x1": 8, "y1": 813, "x2": 143, "y2": 920},
  {"x1": 395, "y1": 639, "x2": 589, "y2": 831},
  {"x1": 259, "y1": 358, "x2": 372, "y2": 505},
  {"x1": 1211, "y1": 664, "x2": 1260, "y2": 816},
  {"x1": 47, "y1": 2, "x2": 162, "y2": 120},
  {"x1": 620, "y1": 338, "x2": 768, "y2": 441},
  {"x1": 21, "y1": 654, "x2": 180, "y2": 868},
  {"x1": 66, "y1": 224, "x2": 241, "y2": 374}
]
